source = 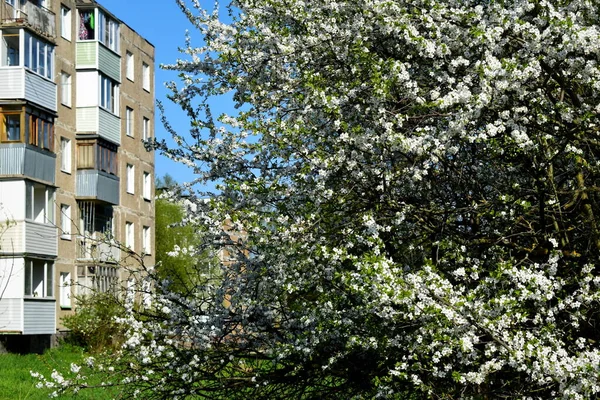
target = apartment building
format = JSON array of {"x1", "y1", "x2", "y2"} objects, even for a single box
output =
[{"x1": 0, "y1": 0, "x2": 155, "y2": 351}]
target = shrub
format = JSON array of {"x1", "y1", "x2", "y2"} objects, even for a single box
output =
[{"x1": 61, "y1": 292, "x2": 126, "y2": 353}]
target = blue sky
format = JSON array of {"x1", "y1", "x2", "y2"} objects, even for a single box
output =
[{"x1": 97, "y1": 0, "x2": 213, "y2": 185}]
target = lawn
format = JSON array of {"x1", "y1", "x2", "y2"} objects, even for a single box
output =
[{"x1": 0, "y1": 345, "x2": 118, "y2": 400}]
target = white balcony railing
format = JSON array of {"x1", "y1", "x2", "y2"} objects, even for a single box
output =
[{"x1": 77, "y1": 235, "x2": 121, "y2": 263}]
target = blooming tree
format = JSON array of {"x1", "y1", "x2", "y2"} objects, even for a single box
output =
[{"x1": 38, "y1": 0, "x2": 600, "y2": 398}]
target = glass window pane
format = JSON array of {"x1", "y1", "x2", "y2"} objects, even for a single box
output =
[
  {"x1": 46, "y1": 263, "x2": 53, "y2": 297},
  {"x1": 24, "y1": 261, "x2": 31, "y2": 295},
  {"x1": 5, "y1": 114, "x2": 20, "y2": 141}
]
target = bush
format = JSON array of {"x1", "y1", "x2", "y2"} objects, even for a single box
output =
[{"x1": 61, "y1": 292, "x2": 126, "y2": 353}]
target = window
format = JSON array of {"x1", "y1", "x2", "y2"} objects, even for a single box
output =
[
  {"x1": 3, "y1": 31, "x2": 20, "y2": 66},
  {"x1": 142, "y1": 117, "x2": 150, "y2": 140},
  {"x1": 125, "y1": 221, "x2": 134, "y2": 249},
  {"x1": 78, "y1": 10, "x2": 95, "y2": 40},
  {"x1": 5, "y1": 0, "x2": 15, "y2": 7},
  {"x1": 98, "y1": 11, "x2": 119, "y2": 52},
  {"x1": 142, "y1": 62, "x2": 150, "y2": 91},
  {"x1": 77, "y1": 139, "x2": 118, "y2": 175},
  {"x1": 3, "y1": 114, "x2": 20, "y2": 142},
  {"x1": 77, "y1": 265, "x2": 117, "y2": 295},
  {"x1": 60, "y1": 204, "x2": 71, "y2": 238},
  {"x1": 28, "y1": 113, "x2": 54, "y2": 151},
  {"x1": 143, "y1": 171, "x2": 151, "y2": 200},
  {"x1": 24, "y1": 260, "x2": 53, "y2": 298},
  {"x1": 60, "y1": 272, "x2": 71, "y2": 308},
  {"x1": 100, "y1": 74, "x2": 118, "y2": 114},
  {"x1": 142, "y1": 226, "x2": 150, "y2": 254},
  {"x1": 60, "y1": 137, "x2": 71, "y2": 172},
  {"x1": 126, "y1": 164, "x2": 134, "y2": 194},
  {"x1": 60, "y1": 71, "x2": 71, "y2": 106},
  {"x1": 126, "y1": 51, "x2": 134, "y2": 81},
  {"x1": 23, "y1": 32, "x2": 54, "y2": 79},
  {"x1": 0, "y1": 106, "x2": 54, "y2": 149},
  {"x1": 61, "y1": 6, "x2": 71, "y2": 40},
  {"x1": 126, "y1": 107, "x2": 133, "y2": 137},
  {"x1": 78, "y1": 201, "x2": 113, "y2": 236},
  {"x1": 25, "y1": 182, "x2": 54, "y2": 224}
]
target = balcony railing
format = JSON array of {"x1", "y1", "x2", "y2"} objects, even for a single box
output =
[
  {"x1": 76, "y1": 107, "x2": 120, "y2": 145},
  {"x1": 76, "y1": 41, "x2": 121, "y2": 82},
  {"x1": 0, "y1": 144, "x2": 56, "y2": 184},
  {"x1": 0, "y1": 68, "x2": 57, "y2": 112},
  {"x1": 0, "y1": 221, "x2": 58, "y2": 257},
  {"x1": 76, "y1": 169, "x2": 120, "y2": 205},
  {"x1": 2, "y1": 2, "x2": 56, "y2": 38},
  {"x1": 77, "y1": 235, "x2": 121, "y2": 263}
]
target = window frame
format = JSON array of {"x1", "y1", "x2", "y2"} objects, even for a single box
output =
[
  {"x1": 142, "y1": 117, "x2": 150, "y2": 140},
  {"x1": 60, "y1": 71, "x2": 71, "y2": 107},
  {"x1": 60, "y1": 137, "x2": 71, "y2": 173},
  {"x1": 60, "y1": 203, "x2": 71, "y2": 239},
  {"x1": 126, "y1": 106, "x2": 134, "y2": 137},
  {"x1": 126, "y1": 51, "x2": 134, "y2": 81},
  {"x1": 61, "y1": 6, "x2": 72, "y2": 41},
  {"x1": 126, "y1": 164, "x2": 135, "y2": 194},
  {"x1": 59, "y1": 271, "x2": 72, "y2": 308},
  {"x1": 125, "y1": 221, "x2": 134, "y2": 249},
  {"x1": 143, "y1": 171, "x2": 151, "y2": 200},
  {"x1": 23, "y1": 31, "x2": 54, "y2": 80},
  {"x1": 77, "y1": 139, "x2": 118, "y2": 175},
  {"x1": 24, "y1": 259, "x2": 53, "y2": 298},
  {"x1": 142, "y1": 62, "x2": 150, "y2": 91},
  {"x1": 98, "y1": 10, "x2": 119, "y2": 53},
  {"x1": 142, "y1": 225, "x2": 151, "y2": 254},
  {"x1": 25, "y1": 182, "x2": 55, "y2": 224},
  {"x1": 2, "y1": 113, "x2": 22, "y2": 142},
  {"x1": 99, "y1": 74, "x2": 119, "y2": 114}
]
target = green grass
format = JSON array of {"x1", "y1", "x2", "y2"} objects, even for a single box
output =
[{"x1": 0, "y1": 344, "x2": 118, "y2": 400}]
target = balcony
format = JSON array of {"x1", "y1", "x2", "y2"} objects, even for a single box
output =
[
  {"x1": 76, "y1": 41, "x2": 121, "y2": 82},
  {"x1": 0, "y1": 68, "x2": 57, "y2": 112},
  {"x1": 0, "y1": 144, "x2": 55, "y2": 184},
  {"x1": 76, "y1": 169, "x2": 119, "y2": 205},
  {"x1": 76, "y1": 107, "x2": 120, "y2": 145},
  {"x1": 76, "y1": 235, "x2": 121, "y2": 263},
  {"x1": 0, "y1": 221, "x2": 58, "y2": 256},
  {"x1": 2, "y1": 1, "x2": 56, "y2": 38}
]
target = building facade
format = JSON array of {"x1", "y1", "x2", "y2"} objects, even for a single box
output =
[{"x1": 0, "y1": 0, "x2": 155, "y2": 350}]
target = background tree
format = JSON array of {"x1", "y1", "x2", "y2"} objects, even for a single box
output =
[
  {"x1": 38, "y1": 0, "x2": 600, "y2": 399},
  {"x1": 154, "y1": 174, "x2": 218, "y2": 293}
]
